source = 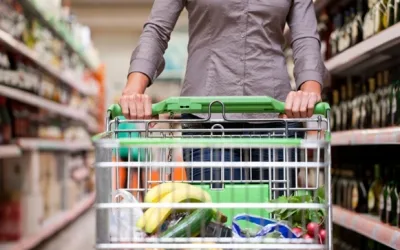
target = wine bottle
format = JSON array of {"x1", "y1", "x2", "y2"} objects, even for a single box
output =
[
  {"x1": 346, "y1": 77, "x2": 354, "y2": 130},
  {"x1": 360, "y1": 81, "x2": 369, "y2": 129},
  {"x1": 340, "y1": 84, "x2": 348, "y2": 131},
  {"x1": 364, "y1": 0, "x2": 376, "y2": 39},
  {"x1": 368, "y1": 164, "x2": 383, "y2": 216},
  {"x1": 330, "y1": 15, "x2": 340, "y2": 57},
  {"x1": 367, "y1": 77, "x2": 377, "y2": 128},
  {"x1": 348, "y1": 165, "x2": 369, "y2": 213},
  {"x1": 374, "y1": 0, "x2": 385, "y2": 33},
  {"x1": 387, "y1": 0, "x2": 396, "y2": 26},
  {"x1": 379, "y1": 167, "x2": 390, "y2": 223},
  {"x1": 387, "y1": 166, "x2": 399, "y2": 226},
  {"x1": 352, "y1": 0, "x2": 366, "y2": 46},
  {"x1": 332, "y1": 89, "x2": 341, "y2": 131},
  {"x1": 395, "y1": 0, "x2": 400, "y2": 23}
]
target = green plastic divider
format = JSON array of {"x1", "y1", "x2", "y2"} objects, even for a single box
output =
[
  {"x1": 108, "y1": 96, "x2": 330, "y2": 119},
  {"x1": 118, "y1": 137, "x2": 304, "y2": 147}
]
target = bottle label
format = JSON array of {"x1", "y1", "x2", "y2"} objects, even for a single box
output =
[
  {"x1": 368, "y1": 190, "x2": 375, "y2": 210},
  {"x1": 379, "y1": 192, "x2": 385, "y2": 211},
  {"x1": 352, "y1": 186, "x2": 359, "y2": 209},
  {"x1": 387, "y1": 197, "x2": 392, "y2": 212}
]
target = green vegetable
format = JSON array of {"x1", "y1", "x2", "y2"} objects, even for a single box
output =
[
  {"x1": 268, "y1": 186, "x2": 326, "y2": 227},
  {"x1": 160, "y1": 209, "x2": 214, "y2": 238}
]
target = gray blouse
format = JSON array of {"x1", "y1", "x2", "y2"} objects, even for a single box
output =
[{"x1": 129, "y1": 0, "x2": 328, "y2": 118}]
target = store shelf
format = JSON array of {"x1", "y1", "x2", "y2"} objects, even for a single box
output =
[
  {"x1": 0, "y1": 145, "x2": 21, "y2": 159},
  {"x1": 2, "y1": 193, "x2": 95, "y2": 250},
  {"x1": 17, "y1": 0, "x2": 99, "y2": 71},
  {"x1": 0, "y1": 85, "x2": 97, "y2": 128},
  {"x1": 325, "y1": 22, "x2": 400, "y2": 75},
  {"x1": 332, "y1": 206, "x2": 400, "y2": 249},
  {"x1": 331, "y1": 127, "x2": 400, "y2": 145},
  {"x1": 0, "y1": 29, "x2": 97, "y2": 96},
  {"x1": 17, "y1": 138, "x2": 93, "y2": 151}
]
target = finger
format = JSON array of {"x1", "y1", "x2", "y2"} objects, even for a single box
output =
[
  {"x1": 291, "y1": 91, "x2": 302, "y2": 118},
  {"x1": 144, "y1": 95, "x2": 152, "y2": 119},
  {"x1": 136, "y1": 94, "x2": 144, "y2": 119},
  {"x1": 300, "y1": 92, "x2": 309, "y2": 118},
  {"x1": 307, "y1": 93, "x2": 318, "y2": 118},
  {"x1": 285, "y1": 92, "x2": 295, "y2": 118},
  {"x1": 119, "y1": 97, "x2": 130, "y2": 118},
  {"x1": 128, "y1": 95, "x2": 137, "y2": 119}
]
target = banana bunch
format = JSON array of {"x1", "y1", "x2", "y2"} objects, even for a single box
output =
[{"x1": 137, "y1": 182, "x2": 212, "y2": 234}]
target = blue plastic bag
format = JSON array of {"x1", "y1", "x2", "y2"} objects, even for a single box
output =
[{"x1": 232, "y1": 214, "x2": 300, "y2": 239}]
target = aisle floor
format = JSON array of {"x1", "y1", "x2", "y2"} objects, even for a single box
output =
[{"x1": 35, "y1": 209, "x2": 95, "y2": 250}]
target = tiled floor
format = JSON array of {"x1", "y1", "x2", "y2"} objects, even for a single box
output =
[{"x1": 36, "y1": 209, "x2": 95, "y2": 250}]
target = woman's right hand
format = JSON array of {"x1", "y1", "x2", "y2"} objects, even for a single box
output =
[{"x1": 119, "y1": 73, "x2": 152, "y2": 119}]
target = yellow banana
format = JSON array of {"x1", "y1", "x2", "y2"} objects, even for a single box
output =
[
  {"x1": 143, "y1": 182, "x2": 191, "y2": 203},
  {"x1": 137, "y1": 185, "x2": 212, "y2": 233}
]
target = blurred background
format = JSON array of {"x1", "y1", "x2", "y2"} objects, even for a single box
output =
[{"x1": 0, "y1": 0, "x2": 400, "y2": 249}]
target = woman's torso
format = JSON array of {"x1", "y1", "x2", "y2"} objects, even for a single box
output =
[{"x1": 180, "y1": 0, "x2": 293, "y2": 107}]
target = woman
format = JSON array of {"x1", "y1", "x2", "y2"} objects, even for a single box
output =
[{"x1": 119, "y1": 0, "x2": 328, "y2": 182}]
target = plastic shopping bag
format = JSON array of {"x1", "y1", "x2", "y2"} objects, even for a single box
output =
[
  {"x1": 109, "y1": 189, "x2": 146, "y2": 242},
  {"x1": 232, "y1": 214, "x2": 300, "y2": 239}
]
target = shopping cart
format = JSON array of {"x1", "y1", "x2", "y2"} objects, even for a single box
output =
[{"x1": 93, "y1": 96, "x2": 332, "y2": 250}]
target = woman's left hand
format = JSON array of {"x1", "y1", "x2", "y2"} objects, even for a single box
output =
[{"x1": 284, "y1": 81, "x2": 322, "y2": 118}]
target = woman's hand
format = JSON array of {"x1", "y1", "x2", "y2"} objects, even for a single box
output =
[
  {"x1": 284, "y1": 81, "x2": 322, "y2": 118},
  {"x1": 119, "y1": 73, "x2": 152, "y2": 119}
]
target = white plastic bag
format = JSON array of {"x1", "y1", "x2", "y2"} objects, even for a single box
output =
[{"x1": 109, "y1": 190, "x2": 146, "y2": 242}]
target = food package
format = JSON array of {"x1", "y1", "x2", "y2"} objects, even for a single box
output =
[{"x1": 109, "y1": 190, "x2": 145, "y2": 242}]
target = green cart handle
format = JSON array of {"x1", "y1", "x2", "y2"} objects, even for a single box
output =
[{"x1": 108, "y1": 96, "x2": 330, "y2": 119}]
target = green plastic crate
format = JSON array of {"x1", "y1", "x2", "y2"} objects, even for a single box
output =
[{"x1": 199, "y1": 184, "x2": 270, "y2": 230}]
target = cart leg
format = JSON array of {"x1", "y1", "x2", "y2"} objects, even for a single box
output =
[{"x1": 95, "y1": 146, "x2": 112, "y2": 248}]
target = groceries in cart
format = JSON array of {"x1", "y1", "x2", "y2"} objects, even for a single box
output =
[{"x1": 130, "y1": 181, "x2": 327, "y2": 243}]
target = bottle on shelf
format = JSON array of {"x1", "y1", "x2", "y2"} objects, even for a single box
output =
[
  {"x1": 368, "y1": 164, "x2": 383, "y2": 216},
  {"x1": 348, "y1": 165, "x2": 369, "y2": 213},
  {"x1": 359, "y1": 78, "x2": 369, "y2": 129},
  {"x1": 380, "y1": 70, "x2": 391, "y2": 127},
  {"x1": 352, "y1": 80, "x2": 363, "y2": 130},
  {"x1": 375, "y1": 72, "x2": 384, "y2": 127},
  {"x1": 346, "y1": 77, "x2": 354, "y2": 130},
  {"x1": 363, "y1": 0, "x2": 376, "y2": 39},
  {"x1": 379, "y1": 167, "x2": 390, "y2": 223},
  {"x1": 340, "y1": 84, "x2": 349, "y2": 131},
  {"x1": 367, "y1": 77, "x2": 378, "y2": 128},
  {"x1": 338, "y1": 12, "x2": 351, "y2": 53},
  {"x1": 331, "y1": 89, "x2": 341, "y2": 131},
  {"x1": 374, "y1": 0, "x2": 386, "y2": 33},
  {"x1": 386, "y1": 166, "x2": 399, "y2": 226},
  {"x1": 395, "y1": 0, "x2": 400, "y2": 23},
  {"x1": 387, "y1": 0, "x2": 396, "y2": 27},
  {"x1": 352, "y1": 0, "x2": 366, "y2": 46},
  {"x1": 330, "y1": 15, "x2": 341, "y2": 58}
]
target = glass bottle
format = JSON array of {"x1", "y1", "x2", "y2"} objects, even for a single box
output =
[
  {"x1": 364, "y1": 0, "x2": 376, "y2": 39},
  {"x1": 340, "y1": 84, "x2": 348, "y2": 131},
  {"x1": 367, "y1": 77, "x2": 377, "y2": 128},
  {"x1": 387, "y1": 166, "x2": 399, "y2": 226},
  {"x1": 395, "y1": 0, "x2": 400, "y2": 23},
  {"x1": 379, "y1": 167, "x2": 390, "y2": 223},
  {"x1": 387, "y1": 0, "x2": 396, "y2": 26},
  {"x1": 368, "y1": 164, "x2": 383, "y2": 216},
  {"x1": 374, "y1": 0, "x2": 385, "y2": 33},
  {"x1": 360, "y1": 81, "x2": 369, "y2": 129},
  {"x1": 353, "y1": 0, "x2": 366, "y2": 46}
]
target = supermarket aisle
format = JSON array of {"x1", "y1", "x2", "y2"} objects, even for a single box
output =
[{"x1": 35, "y1": 209, "x2": 95, "y2": 250}]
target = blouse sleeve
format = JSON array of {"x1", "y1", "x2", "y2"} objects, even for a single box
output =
[
  {"x1": 128, "y1": 0, "x2": 185, "y2": 85},
  {"x1": 287, "y1": 0, "x2": 328, "y2": 89}
]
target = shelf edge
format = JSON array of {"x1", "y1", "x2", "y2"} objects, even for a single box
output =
[
  {"x1": 5, "y1": 193, "x2": 95, "y2": 250},
  {"x1": 332, "y1": 205, "x2": 400, "y2": 249}
]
